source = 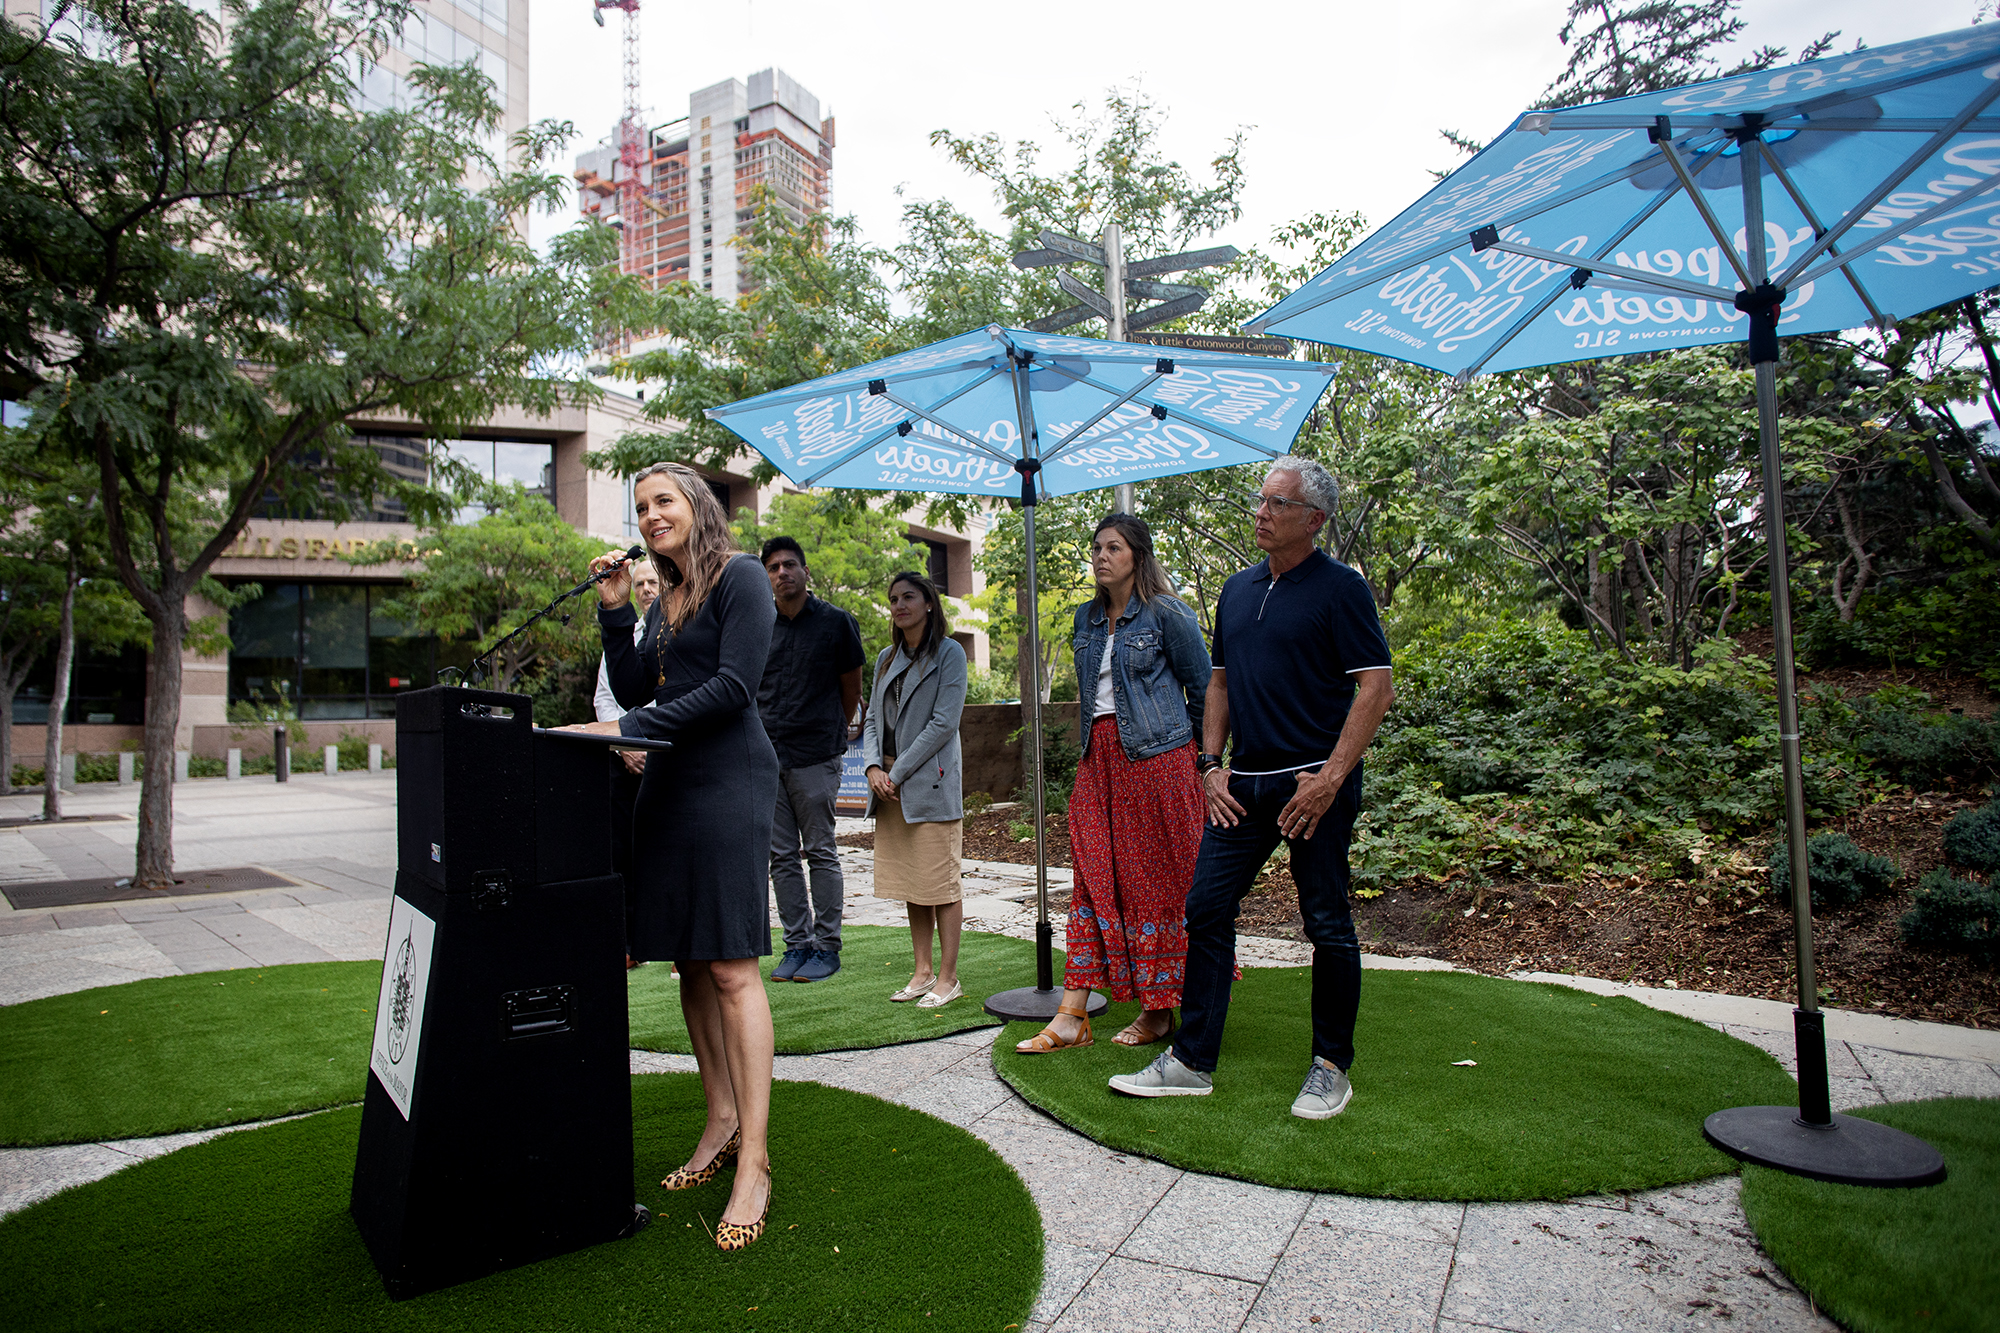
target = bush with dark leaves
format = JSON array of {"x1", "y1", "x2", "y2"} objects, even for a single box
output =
[
  {"x1": 1941, "y1": 801, "x2": 2000, "y2": 875},
  {"x1": 1898, "y1": 870, "x2": 2000, "y2": 959},
  {"x1": 1767, "y1": 831, "x2": 1900, "y2": 911}
]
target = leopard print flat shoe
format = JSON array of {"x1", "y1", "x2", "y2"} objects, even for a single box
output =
[{"x1": 660, "y1": 1127, "x2": 740, "y2": 1191}]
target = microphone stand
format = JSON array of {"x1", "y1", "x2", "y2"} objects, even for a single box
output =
[{"x1": 442, "y1": 554, "x2": 643, "y2": 688}]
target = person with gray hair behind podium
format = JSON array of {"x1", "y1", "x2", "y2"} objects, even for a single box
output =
[{"x1": 595, "y1": 560, "x2": 660, "y2": 972}]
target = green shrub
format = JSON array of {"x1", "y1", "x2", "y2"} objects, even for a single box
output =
[
  {"x1": 1853, "y1": 703, "x2": 1997, "y2": 789},
  {"x1": 187, "y1": 756, "x2": 227, "y2": 779},
  {"x1": 10, "y1": 764, "x2": 45, "y2": 787},
  {"x1": 335, "y1": 731, "x2": 373, "y2": 771},
  {"x1": 1766, "y1": 831, "x2": 1899, "y2": 911},
  {"x1": 240, "y1": 753, "x2": 277, "y2": 776},
  {"x1": 1794, "y1": 559, "x2": 2000, "y2": 690},
  {"x1": 1942, "y1": 801, "x2": 2000, "y2": 874},
  {"x1": 1011, "y1": 721, "x2": 1081, "y2": 809},
  {"x1": 1898, "y1": 870, "x2": 2000, "y2": 959},
  {"x1": 75, "y1": 753, "x2": 118, "y2": 783}
]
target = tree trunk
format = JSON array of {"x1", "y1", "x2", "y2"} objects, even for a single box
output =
[
  {"x1": 43, "y1": 556, "x2": 77, "y2": 823},
  {"x1": 133, "y1": 603, "x2": 188, "y2": 889}
]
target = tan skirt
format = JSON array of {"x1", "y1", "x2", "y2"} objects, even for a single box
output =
[{"x1": 873, "y1": 802, "x2": 963, "y2": 905}]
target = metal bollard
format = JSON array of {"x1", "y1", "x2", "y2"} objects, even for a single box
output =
[
  {"x1": 324, "y1": 744, "x2": 338, "y2": 776},
  {"x1": 368, "y1": 743, "x2": 382, "y2": 774},
  {"x1": 117, "y1": 752, "x2": 134, "y2": 786},
  {"x1": 274, "y1": 729, "x2": 289, "y2": 783},
  {"x1": 227, "y1": 748, "x2": 241, "y2": 781}
]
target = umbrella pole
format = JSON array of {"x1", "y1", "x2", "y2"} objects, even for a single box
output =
[
  {"x1": 985, "y1": 375, "x2": 1106, "y2": 1023},
  {"x1": 1700, "y1": 137, "x2": 1941, "y2": 1186}
]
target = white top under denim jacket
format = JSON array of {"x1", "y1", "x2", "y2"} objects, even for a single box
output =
[{"x1": 1070, "y1": 592, "x2": 1211, "y2": 761}]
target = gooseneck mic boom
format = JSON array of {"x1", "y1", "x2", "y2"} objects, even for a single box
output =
[{"x1": 445, "y1": 546, "x2": 649, "y2": 686}]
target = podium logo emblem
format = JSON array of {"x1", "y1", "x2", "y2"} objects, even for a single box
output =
[
  {"x1": 387, "y1": 932, "x2": 416, "y2": 1063},
  {"x1": 369, "y1": 896, "x2": 437, "y2": 1120}
]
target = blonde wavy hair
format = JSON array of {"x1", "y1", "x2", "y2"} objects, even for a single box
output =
[{"x1": 633, "y1": 461, "x2": 741, "y2": 630}]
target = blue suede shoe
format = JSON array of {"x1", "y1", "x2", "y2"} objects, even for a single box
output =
[
  {"x1": 792, "y1": 949, "x2": 841, "y2": 982},
  {"x1": 770, "y1": 948, "x2": 809, "y2": 981}
]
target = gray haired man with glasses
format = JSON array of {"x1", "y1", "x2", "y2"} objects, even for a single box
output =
[{"x1": 1112, "y1": 457, "x2": 1396, "y2": 1120}]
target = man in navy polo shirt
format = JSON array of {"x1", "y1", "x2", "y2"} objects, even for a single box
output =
[{"x1": 1111, "y1": 457, "x2": 1395, "y2": 1119}]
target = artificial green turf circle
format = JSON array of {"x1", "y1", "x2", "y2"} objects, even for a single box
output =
[
  {"x1": 1741, "y1": 1097, "x2": 1997, "y2": 1333},
  {"x1": 0, "y1": 927, "x2": 1045, "y2": 1147},
  {"x1": 629, "y1": 925, "x2": 1047, "y2": 1055},
  {"x1": 994, "y1": 968, "x2": 1797, "y2": 1200},
  {"x1": 0, "y1": 961, "x2": 380, "y2": 1148},
  {"x1": 0, "y1": 1072, "x2": 1041, "y2": 1333}
]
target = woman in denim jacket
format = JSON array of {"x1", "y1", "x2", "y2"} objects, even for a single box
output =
[{"x1": 1017, "y1": 513, "x2": 1211, "y2": 1053}]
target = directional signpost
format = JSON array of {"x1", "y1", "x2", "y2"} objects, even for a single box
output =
[{"x1": 1013, "y1": 226, "x2": 1242, "y2": 510}]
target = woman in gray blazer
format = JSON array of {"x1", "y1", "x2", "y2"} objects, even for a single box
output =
[{"x1": 862, "y1": 571, "x2": 969, "y2": 1008}]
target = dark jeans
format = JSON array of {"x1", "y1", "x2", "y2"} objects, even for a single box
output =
[{"x1": 1173, "y1": 767, "x2": 1363, "y2": 1075}]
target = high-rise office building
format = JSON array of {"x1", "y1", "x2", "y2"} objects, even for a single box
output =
[{"x1": 575, "y1": 68, "x2": 834, "y2": 312}]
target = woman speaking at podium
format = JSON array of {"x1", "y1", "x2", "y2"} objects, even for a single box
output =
[{"x1": 570, "y1": 460, "x2": 777, "y2": 1251}]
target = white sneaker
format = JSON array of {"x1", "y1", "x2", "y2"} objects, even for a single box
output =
[
  {"x1": 1108, "y1": 1048, "x2": 1213, "y2": 1098},
  {"x1": 1291, "y1": 1058, "x2": 1352, "y2": 1120}
]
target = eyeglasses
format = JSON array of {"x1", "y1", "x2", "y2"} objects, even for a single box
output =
[{"x1": 1247, "y1": 491, "x2": 1319, "y2": 515}]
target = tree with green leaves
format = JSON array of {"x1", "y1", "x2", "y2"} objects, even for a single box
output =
[
  {"x1": 1536, "y1": 0, "x2": 1841, "y2": 110},
  {"x1": 351, "y1": 488, "x2": 604, "y2": 705},
  {"x1": 0, "y1": 439, "x2": 150, "y2": 809},
  {"x1": 2, "y1": 0, "x2": 609, "y2": 884},
  {"x1": 729, "y1": 492, "x2": 927, "y2": 651}
]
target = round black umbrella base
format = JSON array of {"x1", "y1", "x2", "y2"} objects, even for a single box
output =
[
  {"x1": 984, "y1": 987, "x2": 1109, "y2": 1023},
  {"x1": 1703, "y1": 1106, "x2": 1946, "y2": 1187}
]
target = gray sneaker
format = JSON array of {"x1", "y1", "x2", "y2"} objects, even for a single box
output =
[
  {"x1": 1292, "y1": 1059, "x2": 1353, "y2": 1120},
  {"x1": 1108, "y1": 1048, "x2": 1213, "y2": 1098}
]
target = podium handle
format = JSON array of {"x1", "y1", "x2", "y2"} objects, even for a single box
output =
[{"x1": 534, "y1": 728, "x2": 675, "y2": 754}]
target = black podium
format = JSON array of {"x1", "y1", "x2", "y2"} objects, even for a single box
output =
[{"x1": 350, "y1": 686, "x2": 667, "y2": 1298}]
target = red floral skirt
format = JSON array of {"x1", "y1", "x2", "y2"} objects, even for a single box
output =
[{"x1": 1063, "y1": 716, "x2": 1208, "y2": 1008}]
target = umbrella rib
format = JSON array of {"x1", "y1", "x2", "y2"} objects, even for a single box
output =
[
  {"x1": 1254, "y1": 136, "x2": 1726, "y2": 333},
  {"x1": 875, "y1": 388, "x2": 1020, "y2": 469},
  {"x1": 1479, "y1": 237, "x2": 1740, "y2": 302},
  {"x1": 1757, "y1": 140, "x2": 1893, "y2": 329},
  {"x1": 708, "y1": 359, "x2": 996, "y2": 416},
  {"x1": 1460, "y1": 144, "x2": 1720, "y2": 377},
  {"x1": 1793, "y1": 170, "x2": 2000, "y2": 286},
  {"x1": 1038, "y1": 371, "x2": 1165, "y2": 464},
  {"x1": 1658, "y1": 138, "x2": 1757, "y2": 290},
  {"x1": 1153, "y1": 407, "x2": 1287, "y2": 459},
  {"x1": 1776, "y1": 77, "x2": 2000, "y2": 289}
]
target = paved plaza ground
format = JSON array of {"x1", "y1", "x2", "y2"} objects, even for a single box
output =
[{"x1": 3, "y1": 772, "x2": 1997, "y2": 1331}]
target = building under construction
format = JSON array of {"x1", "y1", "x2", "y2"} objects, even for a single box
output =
[{"x1": 575, "y1": 67, "x2": 834, "y2": 349}]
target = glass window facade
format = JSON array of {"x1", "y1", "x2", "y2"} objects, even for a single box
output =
[
  {"x1": 228, "y1": 583, "x2": 440, "y2": 719},
  {"x1": 445, "y1": 439, "x2": 555, "y2": 523},
  {"x1": 11, "y1": 646, "x2": 149, "y2": 725}
]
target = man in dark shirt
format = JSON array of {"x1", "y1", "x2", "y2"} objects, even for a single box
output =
[
  {"x1": 1112, "y1": 457, "x2": 1395, "y2": 1120},
  {"x1": 759, "y1": 537, "x2": 865, "y2": 982}
]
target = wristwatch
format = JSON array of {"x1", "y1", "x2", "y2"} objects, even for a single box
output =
[{"x1": 1196, "y1": 753, "x2": 1224, "y2": 775}]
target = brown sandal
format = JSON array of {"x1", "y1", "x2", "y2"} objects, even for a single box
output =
[
  {"x1": 1014, "y1": 1001, "x2": 1093, "y2": 1054},
  {"x1": 1113, "y1": 1010, "x2": 1175, "y2": 1047}
]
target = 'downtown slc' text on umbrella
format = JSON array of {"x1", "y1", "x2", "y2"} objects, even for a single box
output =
[
  {"x1": 1246, "y1": 25, "x2": 2000, "y2": 1186},
  {"x1": 705, "y1": 323, "x2": 1336, "y2": 1022}
]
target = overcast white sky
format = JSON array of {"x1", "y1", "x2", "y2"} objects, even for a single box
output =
[{"x1": 526, "y1": 0, "x2": 1983, "y2": 268}]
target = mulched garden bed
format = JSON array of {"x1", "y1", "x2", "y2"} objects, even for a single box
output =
[{"x1": 839, "y1": 795, "x2": 1997, "y2": 1029}]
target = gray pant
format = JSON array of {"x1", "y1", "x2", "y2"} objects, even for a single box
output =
[{"x1": 770, "y1": 757, "x2": 844, "y2": 952}]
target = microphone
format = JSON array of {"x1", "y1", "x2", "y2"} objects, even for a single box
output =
[{"x1": 588, "y1": 545, "x2": 647, "y2": 586}]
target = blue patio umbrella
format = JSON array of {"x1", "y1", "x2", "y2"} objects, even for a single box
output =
[
  {"x1": 1246, "y1": 27, "x2": 2000, "y2": 1185},
  {"x1": 706, "y1": 323, "x2": 1337, "y2": 1021}
]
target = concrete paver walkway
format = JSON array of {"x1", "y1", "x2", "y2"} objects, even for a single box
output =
[{"x1": 4, "y1": 773, "x2": 1997, "y2": 1331}]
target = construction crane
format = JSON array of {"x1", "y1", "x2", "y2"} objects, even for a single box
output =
[{"x1": 593, "y1": 0, "x2": 643, "y2": 274}]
